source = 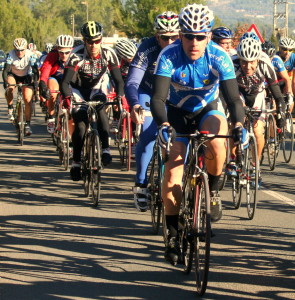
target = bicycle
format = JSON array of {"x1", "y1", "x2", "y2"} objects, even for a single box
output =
[
  {"x1": 277, "y1": 95, "x2": 294, "y2": 163},
  {"x1": 174, "y1": 130, "x2": 231, "y2": 296},
  {"x1": 54, "y1": 93, "x2": 71, "y2": 171},
  {"x1": 74, "y1": 94, "x2": 120, "y2": 207},
  {"x1": 8, "y1": 83, "x2": 29, "y2": 146},
  {"x1": 259, "y1": 99, "x2": 277, "y2": 171},
  {"x1": 231, "y1": 107, "x2": 260, "y2": 220},
  {"x1": 112, "y1": 96, "x2": 132, "y2": 171},
  {"x1": 146, "y1": 132, "x2": 168, "y2": 235}
]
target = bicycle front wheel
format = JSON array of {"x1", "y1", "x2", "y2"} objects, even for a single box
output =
[
  {"x1": 266, "y1": 113, "x2": 277, "y2": 171},
  {"x1": 90, "y1": 132, "x2": 102, "y2": 207},
  {"x1": 61, "y1": 113, "x2": 70, "y2": 171},
  {"x1": 193, "y1": 172, "x2": 211, "y2": 296},
  {"x1": 282, "y1": 112, "x2": 294, "y2": 163},
  {"x1": 82, "y1": 134, "x2": 90, "y2": 197},
  {"x1": 245, "y1": 136, "x2": 259, "y2": 220},
  {"x1": 18, "y1": 101, "x2": 25, "y2": 146},
  {"x1": 148, "y1": 147, "x2": 163, "y2": 234}
]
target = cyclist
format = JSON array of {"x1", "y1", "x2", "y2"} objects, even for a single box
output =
[
  {"x1": 233, "y1": 38, "x2": 285, "y2": 164},
  {"x1": 3, "y1": 38, "x2": 39, "y2": 135},
  {"x1": 212, "y1": 26, "x2": 236, "y2": 56},
  {"x1": 150, "y1": 4, "x2": 245, "y2": 265},
  {"x1": 114, "y1": 38, "x2": 138, "y2": 82},
  {"x1": 277, "y1": 37, "x2": 295, "y2": 112},
  {"x1": 39, "y1": 35, "x2": 74, "y2": 134},
  {"x1": 60, "y1": 21, "x2": 125, "y2": 181},
  {"x1": 262, "y1": 40, "x2": 293, "y2": 112},
  {"x1": 125, "y1": 11, "x2": 180, "y2": 212}
]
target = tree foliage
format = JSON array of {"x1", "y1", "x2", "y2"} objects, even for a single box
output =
[{"x1": 112, "y1": 0, "x2": 206, "y2": 38}]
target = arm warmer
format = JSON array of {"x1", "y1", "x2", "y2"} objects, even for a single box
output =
[
  {"x1": 124, "y1": 67, "x2": 145, "y2": 108},
  {"x1": 220, "y1": 79, "x2": 245, "y2": 125},
  {"x1": 60, "y1": 67, "x2": 76, "y2": 98},
  {"x1": 269, "y1": 82, "x2": 285, "y2": 109},
  {"x1": 150, "y1": 75, "x2": 171, "y2": 126},
  {"x1": 110, "y1": 66, "x2": 124, "y2": 97}
]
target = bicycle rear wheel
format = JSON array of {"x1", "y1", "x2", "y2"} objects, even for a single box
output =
[
  {"x1": 194, "y1": 172, "x2": 211, "y2": 296},
  {"x1": 232, "y1": 175, "x2": 243, "y2": 209},
  {"x1": 266, "y1": 113, "x2": 277, "y2": 171},
  {"x1": 90, "y1": 132, "x2": 102, "y2": 207},
  {"x1": 245, "y1": 136, "x2": 259, "y2": 220},
  {"x1": 282, "y1": 112, "x2": 294, "y2": 163}
]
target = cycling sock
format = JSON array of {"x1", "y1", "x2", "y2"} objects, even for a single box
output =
[
  {"x1": 208, "y1": 173, "x2": 220, "y2": 192},
  {"x1": 8, "y1": 104, "x2": 13, "y2": 109},
  {"x1": 166, "y1": 215, "x2": 179, "y2": 238}
]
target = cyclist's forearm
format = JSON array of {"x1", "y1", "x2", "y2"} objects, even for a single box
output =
[
  {"x1": 150, "y1": 75, "x2": 170, "y2": 126},
  {"x1": 2, "y1": 63, "x2": 11, "y2": 84},
  {"x1": 124, "y1": 67, "x2": 145, "y2": 108},
  {"x1": 269, "y1": 82, "x2": 285, "y2": 108},
  {"x1": 220, "y1": 79, "x2": 245, "y2": 124},
  {"x1": 110, "y1": 67, "x2": 124, "y2": 96},
  {"x1": 61, "y1": 67, "x2": 75, "y2": 97}
]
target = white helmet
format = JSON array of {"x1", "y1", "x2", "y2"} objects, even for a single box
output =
[
  {"x1": 45, "y1": 42, "x2": 53, "y2": 53},
  {"x1": 13, "y1": 38, "x2": 27, "y2": 50},
  {"x1": 179, "y1": 4, "x2": 214, "y2": 33},
  {"x1": 115, "y1": 39, "x2": 137, "y2": 60},
  {"x1": 279, "y1": 37, "x2": 295, "y2": 50},
  {"x1": 56, "y1": 35, "x2": 74, "y2": 48},
  {"x1": 154, "y1": 11, "x2": 180, "y2": 33},
  {"x1": 237, "y1": 38, "x2": 262, "y2": 61}
]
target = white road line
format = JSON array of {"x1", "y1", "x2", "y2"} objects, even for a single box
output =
[{"x1": 262, "y1": 188, "x2": 295, "y2": 206}]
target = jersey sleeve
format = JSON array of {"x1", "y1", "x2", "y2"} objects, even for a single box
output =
[
  {"x1": 215, "y1": 52, "x2": 236, "y2": 81},
  {"x1": 154, "y1": 50, "x2": 173, "y2": 78}
]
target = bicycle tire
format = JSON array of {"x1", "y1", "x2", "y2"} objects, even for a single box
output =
[
  {"x1": 148, "y1": 146, "x2": 163, "y2": 234},
  {"x1": 218, "y1": 138, "x2": 229, "y2": 190},
  {"x1": 82, "y1": 134, "x2": 90, "y2": 197},
  {"x1": 90, "y1": 132, "x2": 102, "y2": 207},
  {"x1": 232, "y1": 175, "x2": 243, "y2": 209},
  {"x1": 180, "y1": 160, "x2": 195, "y2": 275},
  {"x1": 282, "y1": 112, "x2": 294, "y2": 163},
  {"x1": 245, "y1": 136, "x2": 259, "y2": 220},
  {"x1": 62, "y1": 113, "x2": 70, "y2": 171},
  {"x1": 266, "y1": 113, "x2": 277, "y2": 171},
  {"x1": 18, "y1": 99, "x2": 25, "y2": 146},
  {"x1": 194, "y1": 172, "x2": 211, "y2": 296},
  {"x1": 125, "y1": 112, "x2": 132, "y2": 171}
]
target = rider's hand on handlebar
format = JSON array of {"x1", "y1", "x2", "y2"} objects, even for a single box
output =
[
  {"x1": 158, "y1": 125, "x2": 176, "y2": 150},
  {"x1": 131, "y1": 105, "x2": 145, "y2": 124},
  {"x1": 63, "y1": 96, "x2": 72, "y2": 109},
  {"x1": 232, "y1": 126, "x2": 249, "y2": 148}
]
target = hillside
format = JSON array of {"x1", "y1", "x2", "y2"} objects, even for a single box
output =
[{"x1": 207, "y1": 0, "x2": 295, "y2": 38}]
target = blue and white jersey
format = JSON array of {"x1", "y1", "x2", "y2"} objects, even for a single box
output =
[
  {"x1": 276, "y1": 51, "x2": 295, "y2": 74},
  {"x1": 154, "y1": 40, "x2": 236, "y2": 113},
  {"x1": 271, "y1": 55, "x2": 286, "y2": 73},
  {"x1": 129, "y1": 36, "x2": 162, "y2": 94}
]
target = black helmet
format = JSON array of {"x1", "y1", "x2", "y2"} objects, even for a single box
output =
[
  {"x1": 261, "y1": 40, "x2": 276, "y2": 58},
  {"x1": 80, "y1": 21, "x2": 103, "y2": 39}
]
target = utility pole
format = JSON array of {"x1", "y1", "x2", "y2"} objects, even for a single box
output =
[{"x1": 70, "y1": 14, "x2": 75, "y2": 37}]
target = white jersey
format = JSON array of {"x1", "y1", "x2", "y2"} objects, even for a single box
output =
[{"x1": 6, "y1": 49, "x2": 37, "y2": 77}]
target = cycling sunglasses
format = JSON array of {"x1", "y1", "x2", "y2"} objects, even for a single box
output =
[
  {"x1": 280, "y1": 47, "x2": 291, "y2": 51},
  {"x1": 16, "y1": 49, "x2": 25, "y2": 52},
  {"x1": 182, "y1": 34, "x2": 208, "y2": 41},
  {"x1": 58, "y1": 50, "x2": 71, "y2": 55},
  {"x1": 160, "y1": 35, "x2": 179, "y2": 41},
  {"x1": 85, "y1": 38, "x2": 102, "y2": 45}
]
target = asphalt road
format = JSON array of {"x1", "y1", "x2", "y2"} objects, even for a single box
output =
[{"x1": 0, "y1": 77, "x2": 294, "y2": 300}]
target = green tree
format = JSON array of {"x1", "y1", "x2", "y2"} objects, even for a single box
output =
[{"x1": 112, "y1": 0, "x2": 205, "y2": 38}]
